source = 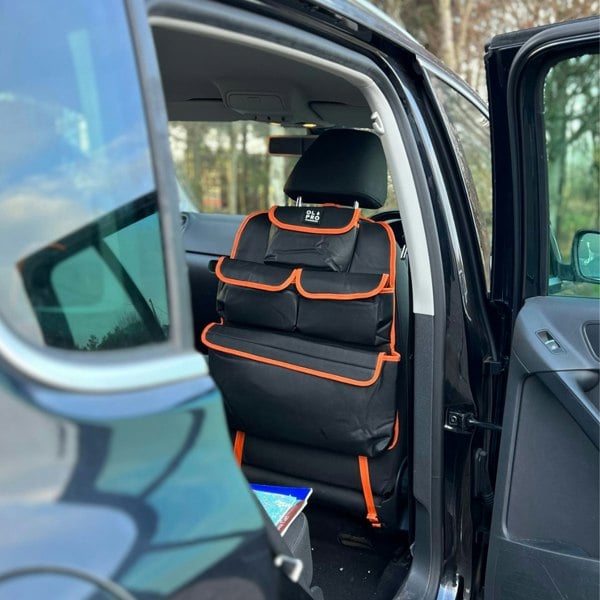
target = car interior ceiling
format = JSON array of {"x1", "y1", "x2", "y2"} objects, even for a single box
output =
[{"x1": 152, "y1": 22, "x2": 413, "y2": 600}]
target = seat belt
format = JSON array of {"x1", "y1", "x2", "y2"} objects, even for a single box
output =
[{"x1": 252, "y1": 496, "x2": 322, "y2": 600}]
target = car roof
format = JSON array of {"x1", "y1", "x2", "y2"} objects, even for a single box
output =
[
  {"x1": 256, "y1": 0, "x2": 484, "y2": 101},
  {"x1": 151, "y1": 0, "x2": 486, "y2": 125}
]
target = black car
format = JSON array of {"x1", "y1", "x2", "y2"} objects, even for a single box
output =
[{"x1": 0, "y1": 1, "x2": 598, "y2": 599}]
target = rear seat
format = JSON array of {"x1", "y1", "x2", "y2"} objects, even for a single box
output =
[{"x1": 202, "y1": 129, "x2": 410, "y2": 528}]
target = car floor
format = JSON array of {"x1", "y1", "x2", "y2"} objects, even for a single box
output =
[{"x1": 305, "y1": 503, "x2": 411, "y2": 600}]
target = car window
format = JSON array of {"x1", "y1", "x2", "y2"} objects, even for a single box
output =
[
  {"x1": 429, "y1": 77, "x2": 493, "y2": 290},
  {"x1": 0, "y1": 0, "x2": 169, "y2": 350},
  {"x1": 169, "y1": 122, "x2": 303, "y2": 213},
  {"x1": 169, "y1": 122, "x2": 398, "y2": 216},
  {"x1": 544, "y1": 53, "x2": 600, "y2": 298},
  {"x1": 40, "y1": 210, "x2": 168, "y2": 350}
]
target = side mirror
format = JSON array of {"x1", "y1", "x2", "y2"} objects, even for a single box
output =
[{"x1": 572, "y1": 230, "x2": 600, "y2": 283}]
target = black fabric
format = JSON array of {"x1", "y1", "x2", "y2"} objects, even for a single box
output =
[
  {"x1": 253, "y1": 500, "x2": 319, "y2": 599},
  {"x1": 203, "y1": 145, "x2": 408, "y2": 525},
  {"x1": 269, "y1": 206, "x2": 359, "y2": 231},
  {"x1": 218, "y1": 285, "x2": 298, "y2": 332},
  {"x1": 206, "y1": 325, "x2": 397, "y2": 457},
  {"x1": 349, "y1": 221, "x2": 394, "y2": 273},
  {"x1": 215, "y1": 262, "x2": 394, "y2": 345},
  {"x1": 216, "y1": 259, "x2": 298, "y2": 331},
  {"x1": 265, "y1": 210, "x2": 359, "y2": 271},
  {"x1": 219, "y1": 258, "x2": 295, "y2": 287},
  {"x1": 284, "y1": 129, "x2": 387, "y2": 209},
  {"x1": 282, "y1": 514, "x2": 313, "y2": 589},
  {"x1": 206, "y1": 324, "x2": 383, "y2": 379},
  {"x1": 297, "y1": 270, "x2": 386, "y2": 295},
  {"x1": 235, "y1": 214, "x2": 392, "y2": 274},
  {"x1": 233, "y1": 213, "x2": 271, "y2": 261},
  {"x1": 243, "y1": 434, "x2": 402, "y2": 498},
  {"x1": 297, "y1": 293, "x2": 392, "y2": 347}
]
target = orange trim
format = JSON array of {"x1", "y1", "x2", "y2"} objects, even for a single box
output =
[
  {"x1": 268, "y1": 205, "x2": 360, "y2": 234},
  {"x1": 296, "y1": 273, "x2": 390, "y2": 300},
  {"x1": 230, "y1": 210, "x2": 265, "y2": 258},
  {"x1": 202, "y1": 323, "x2": 399, "y2": 387},
  {"x1": 387, "y1": 413, "x2": 400, "y2": 450},
  {"x1": 378, "y1": 220, "x2": 397, "y2": 288},
  {"x1": 357, "y1": 216, "x2": 398, "y2": 355},
  {"x1": 233, "y1": 430, "x2": 245, "y2": 465},
  {"x1": 390, "y1": 283, "x2": 398, "y2": 355},
  {"x1": 358, "y1": 456, "x2": 381, "y2": 527},
  {"x1": 216, "y1": 257, "x2": 299, "y2": 292}
]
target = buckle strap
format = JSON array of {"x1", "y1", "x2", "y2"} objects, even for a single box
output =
[
  {"x1": 358, "y1": 456, "x2": 381, "y2": 528},
  {"x1": 233, "y1": 430, "x2": 245, "y2": 465}
]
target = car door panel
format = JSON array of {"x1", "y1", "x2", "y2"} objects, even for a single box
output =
[
  {"x1": 0, "y1": 365, "x2": 276, "y2": 598},
  {"x1": 486, "y1": 298, "x2": 599, "y2": 600}
]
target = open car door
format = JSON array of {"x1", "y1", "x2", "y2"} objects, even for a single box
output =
[{"x1": 484, "y1": 17, "x2": 600, "y2": 600}]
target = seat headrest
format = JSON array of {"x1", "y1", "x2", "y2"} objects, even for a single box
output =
[{"x1": 284, "y1": 129, "x2": 387, "y2": 209}]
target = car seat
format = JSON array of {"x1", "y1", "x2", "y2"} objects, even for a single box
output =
[{"x1": 202, "y1": 129, "x2": 410, "y2": 528}]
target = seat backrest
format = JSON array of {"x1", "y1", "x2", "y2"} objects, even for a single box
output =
[{"x1": 202, "y1": 129, "x2": 405, "y2": 527}]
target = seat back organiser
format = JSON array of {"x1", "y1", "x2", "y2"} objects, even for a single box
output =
[{"x1": 202, "y1": 129, "x2": 403, "y2": 528}]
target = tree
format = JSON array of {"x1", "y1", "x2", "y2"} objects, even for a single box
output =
[
  {"x1": 545, "y1": 54, "x2": 600, "y2": 255},
  {"x1": 372, "y1": 0, "x2": 599, "y2": 95}
]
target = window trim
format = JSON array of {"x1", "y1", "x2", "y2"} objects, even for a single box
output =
[
  {"x1": 421, "y1": 63, "x2": 493, "y2": 293},
  {"x1": 0, "y1": 0, "x2": 206, "y2": 393},
  {"x1": 507, "y1": 32, "x2": 599, "y2": 301},
  {"x1": 149, "y1": 12, "x2": 435, "y2": 316}
]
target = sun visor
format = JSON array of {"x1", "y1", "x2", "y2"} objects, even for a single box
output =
[{"x1": 310, "y1": 102, "x2": 372, "y2": 128}]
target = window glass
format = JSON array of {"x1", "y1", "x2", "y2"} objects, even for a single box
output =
[
  {"x1": 169, "y1": 122, "x2": 398, "y2": 215},
  {"x1": 46, "y1": 212, "x2": 168, "y2": 350},
  {"x1": 430, "y1": 77, "x2": 493, "y2": 289},
  {"x1": 170, "y1": 122, "x2": 303, "y2": 213},
  {"x1": 0, "y1": 0, "x2": 169, "y2": 349},
  {"x1": 544, "y1": 53, "x2": 600, "y2": 298}
]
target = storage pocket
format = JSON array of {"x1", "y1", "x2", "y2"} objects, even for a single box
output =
[
  {"x1": 296, "y1": 271, "x2": 393, "y2": 346},
  {"x1": 264, "y1": 206, "x2": 359, "y2": 271},
  {"x1": 203, "y1": 323, "x2": 399, "y2": 456},
  {"x1": 216, "y1": 258, "x2": 298, "y2": 331}
]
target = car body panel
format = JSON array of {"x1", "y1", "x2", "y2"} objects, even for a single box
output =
[
  {"x1": 0, "y1": 370, "x2": 273, "y2": 597},
  {"x1": 484, "y1": 17, "x2": 600, "y2": 600},
  {"x1": 0, "y1": 0, "x2": 276, "y2": 597},
  {"x1": 1, "y1": 0, "x2": 598, "y2": 598}
]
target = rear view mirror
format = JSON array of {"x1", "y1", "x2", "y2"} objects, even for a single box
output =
[
  {"x1": 572, "y1": 230, "x2": 600, "y2": 282},
  {"x1": 269, "y1": 135, "x2": 317, "y2": 156}
]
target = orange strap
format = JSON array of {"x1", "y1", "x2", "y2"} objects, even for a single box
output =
[
  {"x1": 296, "y1": 273, "x2": 391, "y2": 300},
  {"x1": 233, "y1": 430, "x2": 245, "y2": 465},
  {"x1": 358, "y1": 456, "x2": 381, "y2": 528},
  {"x1": 387, "y1": 413, "x2": 400, "y2": 451}
]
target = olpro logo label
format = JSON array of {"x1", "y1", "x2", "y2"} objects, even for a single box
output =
[{"x1": 304, "y1": 209, "x2": 321, "y2": 224}]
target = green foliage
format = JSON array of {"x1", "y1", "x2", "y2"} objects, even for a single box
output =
[
  {"x1": 544, "y1": 54, "x2": 600, "y2": 298},
  {"x1": 545, "y1": 54, "x2": 600, "y2": 260},
  {"x1": 170, "y1": 122, "x2": 303, "y2": 214},
  {"x1": 82, "y1": 313, "x2": 160, "y2": 351}
]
